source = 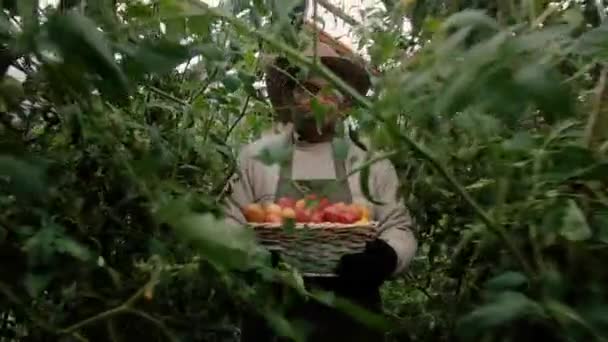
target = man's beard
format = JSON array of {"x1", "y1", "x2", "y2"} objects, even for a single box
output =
[{"x1": 292, "y1": 111, "x2": 337, "y2": 140}]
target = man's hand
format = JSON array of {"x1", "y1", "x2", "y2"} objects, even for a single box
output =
[{"x1": 335, "y1": 239, "x2": 398, "y2": 290}]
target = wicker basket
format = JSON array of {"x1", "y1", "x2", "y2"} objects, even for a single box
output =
[{"x1": 250, "y1": 222, "x2": 380, "y2": 276}]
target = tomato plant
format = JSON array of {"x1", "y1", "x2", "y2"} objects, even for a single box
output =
[{"x1": 1, "y1": 1, "x2": 607, "y2": 341}]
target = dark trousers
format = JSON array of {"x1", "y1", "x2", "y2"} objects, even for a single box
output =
[{"x1": 240, "y1": 276, "x2": 386, "y2": 342}]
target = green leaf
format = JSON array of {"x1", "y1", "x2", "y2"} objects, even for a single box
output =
[
  {"x1": 581, "y1": 303, "x2": 608, "y2": 328},
  {"x1": 24, "y1": 272, "x2": 52, "y2": 298},
  {"x1": 575, "y1": 23, "x2": 608, "y2": 58},
  {"x1": 565, "y1": 162, "x2": 608, "y2": 182},
  {"x1": 164, "y1": 18, "x2": 187, "y2": 41},
  {"x1": 255, "y1": 143, "x2": 292, "y2": 166},
  {"x1": 544, "y1": 300, "x2": 590, "y2": 329},
  {"x1": 560, "y1": 200, "x2": 592, "y2": 242},
  {"x1": 453, "y1": 110, "x2": 501, "y2": 138},
  {"x1": 540, "y1": 268, "x2": 567, "y2": 300},
  {"x1": 85, "y1": 0, "x2": 116, "y2": 29},
  {"x1": 17, "y1": 0, "x2": 38, "y2": 30},
  {"x1": 485, "y1": 271, "x2": 528, "y2": 291},
  {"x1": 514, "y1": 26, "x2": 572, "y2": 53},
  {"x1": 45, "y1": 11, "x2": 129, "y2": 102},
  {"x1": 457, "y1": 291, "x2": 544, "y2": 339},
  {"x1": 502, "y1": 132, "x2": 535, "y2": 153},
  {"x1": 590, "y1": 210, "x2": 608, "y2": 243},
  {"x1": 123, "y1": 2, "x2": 155, "y2": 21},
  {"x1": 222, "y1": 74, "x2": 242, "y2": 93},
  {"x1": 0, "y1": 76, "x2": 25, "y2": 108},
  {"x1": 0, "y1": 155, "x2": 46, "y2": 200},
  {"x1": 0, "y1": 11, "x2": 16, "y2": 37},
  {"x1": 310, "y1": 97, "x2": 329, "y2": 131},
  {"x1": 544, "y1": 145, "x2": 597, "y2": 181},
  {"x1": 332, "y1": 138, "x2": 349, "y2": 161},
  {"x1": 55, "y1": 237, "x2": 92, "y2": 261},
  {"x1": 188, "y1": 14, "x2": 213, "y2": 37},
  {"x1": 282, "y1": 218, "x2": 296, "y2": 234},
  {"x1": 264, "y1": 310, "x2": 306, "y2": 342},
  {"x1": 562, "y1": 8, "x2": 585, "y2": 28},
  {"x1": 238, "y1": 69, "x2": 257, "y2": 96},
  {"x1": 442, "y1": 9, "x2": 500, "y2": 32},
  {"x1": 512, "y1": 63, "x2": 573, "y2": 123},
  {"x1": 121, "y1": 39, "x2": 193, "y2": 79},
  {"x1": 169, "y1": 212, "x2": 268, "y2": 271},
  {"x1": 199, "y1": 43, "x2": 225, "y2": 61}
]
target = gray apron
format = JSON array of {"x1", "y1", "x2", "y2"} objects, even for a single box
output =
[
  {"x1": 274, "y1": 137, "x2": 352, "y2": 205},
  {"x1": 240, "y1": 136, "x2": 384, "y2": 342}
]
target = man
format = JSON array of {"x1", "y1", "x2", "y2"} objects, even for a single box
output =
[{"x1": 223, "y1": 40, "x2": 418, "y2": 341}]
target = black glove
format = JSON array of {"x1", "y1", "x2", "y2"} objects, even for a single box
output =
[
  {"x1": 270, "y1": 249, "x2": 281, "y2": 267},
  {"x1": 335, "y1": 239, "x2": 398, "y2": 290}
]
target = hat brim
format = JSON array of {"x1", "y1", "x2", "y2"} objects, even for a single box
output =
[{"x1": 264, "y1": 55, "x2": 371, "y2": 123}]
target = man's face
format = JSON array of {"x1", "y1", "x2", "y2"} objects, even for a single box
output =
[{"x1": 290, "y1": 75, "x2": 348, "y2": 137}]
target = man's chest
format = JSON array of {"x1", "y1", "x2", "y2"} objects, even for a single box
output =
[{"x1": 291, "y1": 146, "x2": 337, "y2": 180}]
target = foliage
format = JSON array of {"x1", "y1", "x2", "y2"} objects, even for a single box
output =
[{"x1": 0, "y1": 0, "x2": 608, "y2": 341}]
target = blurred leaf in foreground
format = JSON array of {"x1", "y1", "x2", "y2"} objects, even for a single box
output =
[
  {"x1": 0, "y1": 155, "x2": 46, "y2": 201},
  {"x1": 45, "y1": 11, "x2": 129, "y2": 102},
  {"x1": 167, "y1": 211, "x2": 270, "y2": 271},
  {"x1": 457, "y1": 291, "x2": 545, "y2": 339}
]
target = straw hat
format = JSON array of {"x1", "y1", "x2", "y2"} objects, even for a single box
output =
[{"x1": 264, "y1": 41, "x2": 371, "y2": 123}]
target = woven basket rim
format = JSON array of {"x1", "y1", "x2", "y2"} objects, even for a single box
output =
[{"x1": 249, "y1": 221, "x2": 379, "y2": 229}]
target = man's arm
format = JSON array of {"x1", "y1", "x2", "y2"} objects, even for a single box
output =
[
  {"x1": 373, "y1": 159, "x2": 418, "y2": 275},
  {"x1": 221, "y1": 148, "x2": 255, "y2": 227}
]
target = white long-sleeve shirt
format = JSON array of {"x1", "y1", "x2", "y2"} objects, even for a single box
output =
[{"x1": 222, "y1": 129, "x2": 418, "y2": 275}]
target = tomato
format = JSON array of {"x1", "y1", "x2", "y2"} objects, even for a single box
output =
[
  {"x1": 243, "y1": 203, "x2": 265, "y2": 223},
  {"x1": 322, "y1": 206, "x2": 341, "y2": 223},
  {"x1": 265, "y1": 212, "x2": 283, "y2": 223},
  {"x1": 281, "y1": 207, "x2": 296, "y2": 220},
  {"x1": 295, "y1": 199, "x2": 307, "y2": 210},
  {"x1": 342, "y1": 212, "x2": 359, "y2": 224},
  {"x1": 265, "y1": 203, "x2": 282, "y2": 215},
  {"x1": 295, "y1": 208, "x2": 311, "y2": 222},
  {"x1": 277, "y1": 197, "x2": 296, "y2": 209},
  {"x1": 310, "y1": 210, "x2": 324, "y2": 223},
  {"x1": 305, "y1": 194, "x2": 318, "y2": 201},
  {"x1": 333, "y1": 202, "x2": 347, "y2": 211},
  {"x1": 317, "y1": 197, "x2": 330, "y2": 211}
]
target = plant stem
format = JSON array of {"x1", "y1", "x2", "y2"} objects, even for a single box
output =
[
  {"x1": 341, "y1": 149, "x2": 402, "y2": 180},
  {"x1": 225, "y1": 95, "x2": 251, "y2": 140},
  {"x1": 61, "y1": 306, "x2": 125, "y2": 334},
  {"x1": 317, "y1": 0, "x2": 361, "y2": 27},
  {"x1": 584, "y1": 65, "x2": 608, "y2": 149},
  {"x1": 148, "y1": 86, "x2": 190, "y2": 107},
  {"x1": 60, "y1": 268, "x2": 161, "y2": 335},
  {"x1": 0, "y1": 281, "x2": 87, "y2": 341}
]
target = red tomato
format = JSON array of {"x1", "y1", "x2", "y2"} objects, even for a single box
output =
[
  {"x1": 333, "y1": 202, "x2": 347, "y2": 212},
  {"x1": 277, "y1": 197, "x2": 296, "y2": 209},
  {"x1": 322, "y1": 206, "x2": 341, "y2": 223},
  {"x1": 317, "y1": 198, "x2": 330, "y2": 211},
  {"x1": 305, "y1": 194, "x2": 318, "y2": 201},
  {"x1": 342, "y1": 212, "x2": 359, "y2": 224},
  {"x1": 295, "y1": 208, "x2": 311, "y2": 222},
  {"x1": 310, "y1": 211, "x2": 324, "y2": 223}
]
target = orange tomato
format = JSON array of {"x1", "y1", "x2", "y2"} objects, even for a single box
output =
[
  {"x1": 281, "y1": 207, "x2": 296, "y2": 220},
  {"x1": 265, "y1": 203, "x2": 282, "y2": 215},
  {"x1": 265, "y1": 212, "x2": 283, "y2": 223},
  {"x1": 243, "y1": 203, "x2": 266, "y2": 223}
]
